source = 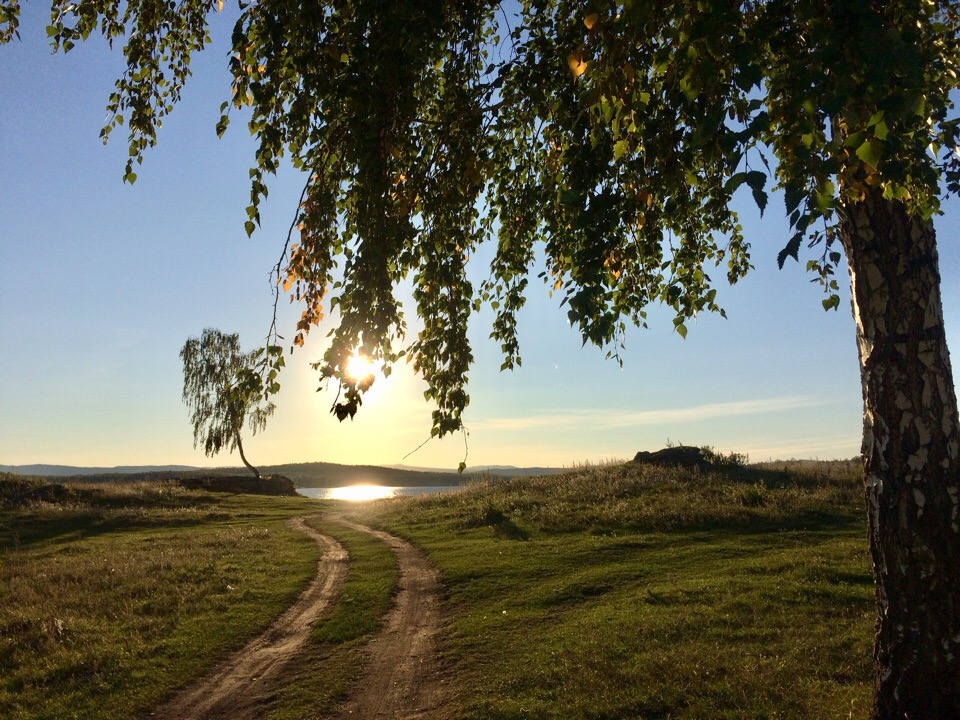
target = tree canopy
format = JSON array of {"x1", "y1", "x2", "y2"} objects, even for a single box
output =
[{"x1": 7, "y1": 0, "x2": 957, "y2": 434}]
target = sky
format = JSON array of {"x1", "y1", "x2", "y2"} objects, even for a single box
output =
[{"x1": 2, "y1": 5, "x2": 959, "y2": 471}]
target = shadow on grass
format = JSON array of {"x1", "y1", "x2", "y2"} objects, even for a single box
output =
[
  {"x1": 0, "y1": 511, "x2": 216, "y2": 551},
  {"x1": 581, "y1": 507, "x2": 864, "y2": 541},
  {"x1": 465, "y1": 505, "x2": 531, "y2": 540}
]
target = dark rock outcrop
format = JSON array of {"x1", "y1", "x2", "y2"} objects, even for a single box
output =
[
  {"x1": 177, "y1": 474, "x2": 299, "y2": 497},
  {"x1": 633, "y1": 446, "x2": 707, "y2": 468}
]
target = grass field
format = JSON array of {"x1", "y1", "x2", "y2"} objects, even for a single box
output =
[
  {"x1": 0, "y1": 476, "x2": 320, "y2": 720},
  {"x1": 350, "y1": 458, "x2": 873, "y2": 719},
  {"x1": 1, "y1": 460, "x2": 873, "y2": 719}
]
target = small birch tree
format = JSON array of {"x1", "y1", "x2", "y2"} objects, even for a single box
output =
[{"x1": 180, "y1": 328, "x2": 275, "y2": 480}]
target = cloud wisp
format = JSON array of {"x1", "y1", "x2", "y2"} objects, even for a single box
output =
[
  {"x1": 739, "y1": 434, "x2": 862, "y2": 460},
  {"x1": 470, "y1": 396, "x2": 826, "y2": 432}
]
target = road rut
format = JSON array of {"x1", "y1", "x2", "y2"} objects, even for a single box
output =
[
  {"x1": 331, "y1": 515, "x2": 454, "y2": 720},
  {"x1": 150, "y1": 513, "x2": 453, "y2": 719},
  {"x1": 151, "y1": 515, "x2": 347, "y2": 720}
]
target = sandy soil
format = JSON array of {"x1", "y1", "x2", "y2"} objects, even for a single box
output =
[
  {"x1": 330, "y1": 516, "x2": 455, "y2": 720},
  {"x1": 149, "y1": 516, "x2": 348, "y2": 720}
]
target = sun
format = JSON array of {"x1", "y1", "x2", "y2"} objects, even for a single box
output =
[{"x1": 345, "y1": 351, "x2": 376, "y2": 383}]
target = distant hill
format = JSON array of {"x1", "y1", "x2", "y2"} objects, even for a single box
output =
[
  {"x1": 390, "y1": 464, "x2": 566, "y2": 477},
  {"x1": 0, "y1": 464, "x2": 196, "y2": 477},
  {"x1": 215, "y1": 461, "x2": 464, "y2": 488},
  {"x1": 1, "y1": 460, "x2": 566, "y2": 488}
]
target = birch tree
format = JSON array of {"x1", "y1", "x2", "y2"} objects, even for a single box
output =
[{"x1": 180, "y1": 328, "x2": 276, "y2": 479}]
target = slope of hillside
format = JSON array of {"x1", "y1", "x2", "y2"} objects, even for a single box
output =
[{"x1": 0, "y1": 464, "x2": 196, "y2": 476}]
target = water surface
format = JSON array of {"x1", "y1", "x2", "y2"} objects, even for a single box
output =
[{"x1": 298, "y1": 485, "x2": 458, "y2": 501}]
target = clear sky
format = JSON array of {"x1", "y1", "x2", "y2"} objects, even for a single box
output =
[{"x1": 2, "y1": 5, "x2": 958, "y2": 471}]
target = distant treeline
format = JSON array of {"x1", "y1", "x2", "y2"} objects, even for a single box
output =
[
  {"x1": 205, "y1": 462, "x2": 466, "y2": 488},
  {"x1": 2, "y1": 462, "x2": 464, "y2": 488},
  {"x1": 1, "y1": 461, "x2": 570, "y2": 488}
]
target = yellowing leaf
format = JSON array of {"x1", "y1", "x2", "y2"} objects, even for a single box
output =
[
  {"x1": 603, "y1": 255, "x2": 622, "y2": 279},
  {"x1": 216, "y1": 0, "x2": 223, "y2": 12},
  {"x1": 856, "y1": 138, "x2": 882, "y2": 169},
  {"x1": 584, "y1": 13, "x2": 599, "y2": 29},
  {"x1": 554, "y1": 278, "x2": 563, "y2": 291},
  {"x1": 613, "y1": 139, "x2": 629, "y2": 161},
  {"x1": 567, "y1": 52, "x2": 587, "y2": 78},
  {"x1": 283, "y1": 278, "x2": 292, "y2": 292}
]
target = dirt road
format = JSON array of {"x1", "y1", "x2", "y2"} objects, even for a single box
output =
[
  {"x1": 330, "y1": 516, "x2": 454, "y2": 719},
  {"x1": 150, "y1": 516, "x2": 348, "y2": 720},
  {"x1": 151, "y1": 513, "x2": 453, "y2": 720}
]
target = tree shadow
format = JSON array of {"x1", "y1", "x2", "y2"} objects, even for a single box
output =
[
  {"x1": 482, "y1": 506, "x2": 530, "y2": 541},
  {"x1": 0, "y1": 511, "x2": 215, "y2": 551}
]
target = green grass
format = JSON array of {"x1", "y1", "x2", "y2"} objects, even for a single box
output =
[
  {"x1": 1, "y1": 462, "x2": 874, "y2": 719},
  {"x1": 352, "y1": 460, "x2": 873, "y2": 719},
  {"x1": 0, "y1": 475, "x2": 319, "y2": 720}
]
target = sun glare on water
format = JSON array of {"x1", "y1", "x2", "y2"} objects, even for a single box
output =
[{"x1": 327, "y1": 485, "x2": 398, "y2": 501}]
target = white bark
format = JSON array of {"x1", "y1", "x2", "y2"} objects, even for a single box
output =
[{"x1": 839, "y1": 187, "x2": 960, "y2": 719}]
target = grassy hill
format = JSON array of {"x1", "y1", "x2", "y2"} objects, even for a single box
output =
[
  {"x1": 0, "y1": 464, "x2": 196, "y2": 477},
  {"x1": 349, "y1": 457, "x2": 871, "y2": 719},
  {"x1": 1, "y1": 459, "x2": 871, "y2": 719}
]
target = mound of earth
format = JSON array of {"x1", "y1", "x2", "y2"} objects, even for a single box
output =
[
  {"x1": 0, "y1": 476, "x2": 75, "y2": 508},
  {"x1": 177, "y1": 474, "x2": 299, "y2": 497},
  {"x1": 633, "y1": 446, "x2": 708, "y2": 468}
]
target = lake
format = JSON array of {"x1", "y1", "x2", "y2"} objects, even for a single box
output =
[{"x1": 297, "y1": 485, "x2": 460, "y2": 501}]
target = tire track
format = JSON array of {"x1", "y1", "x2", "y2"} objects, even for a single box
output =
[
  {"x1": 330, "y1": 515, "x2": 454, "y2": 720},
  {"x1": 150, "y1": 515, "x2": 348, "y2": 720}
]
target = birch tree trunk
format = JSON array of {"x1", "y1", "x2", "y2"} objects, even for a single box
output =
[
  {"x1": 228, "y1": 404, "x2": 261, "y2": 481},
  {"x1": 234, "y1": 434, "x2": 261, "y2": 481},
  {"x1": 838, "y1": 187, "x2": 960, "y2": 719}
]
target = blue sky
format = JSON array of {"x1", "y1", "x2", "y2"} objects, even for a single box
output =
[{"x1": 2, "y1": 5, "x2": 958, "y2": 470}]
